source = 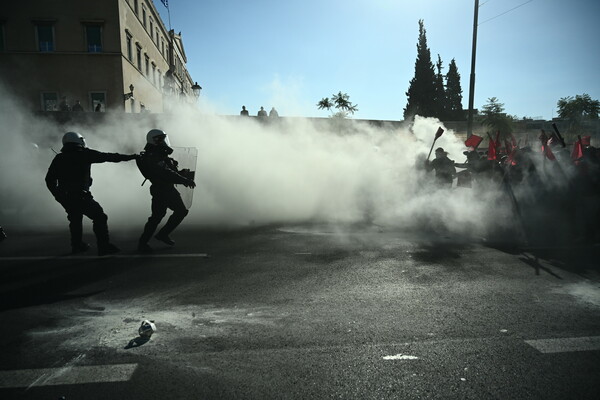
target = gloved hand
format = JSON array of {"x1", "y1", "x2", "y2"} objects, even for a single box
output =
[{"x1": 184, "y1": 179, "x2": 196, "y2": 189}]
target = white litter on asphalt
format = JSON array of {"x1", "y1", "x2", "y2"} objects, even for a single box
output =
[
  {"x1": 0, "y1": 363, "x2": 138, "y2": 388},
  {"x1": 0, "y1": 253, "x2": 208, "y2": 261},
  {"x1": 525, "y1": 336, "x2": 600, "y2": 354},
  {"x1": 383, "y1": 354, "x2": 419, "y2": 360}
]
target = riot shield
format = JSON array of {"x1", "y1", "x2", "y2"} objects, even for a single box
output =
[{"x1": 171, "y1": 147, "x2": 198, "y2": 209}]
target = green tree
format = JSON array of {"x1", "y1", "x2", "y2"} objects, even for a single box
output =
[
  {"x1": 434, "y1": 54, "x2": 447, "y2": 119},
  {"x1": 404, "y1": 19, "x2": 437, "y2": 119},
  {"x1": 480, "y1": 97, "x2": 514, "y2": 137},
  {"x1": 317, "y1": 91, "x2": 358, "y2": 118},
  {"x1": 445, "y1": 58, "x2": 464, "y2": 121},
  {"x1": 557, "y1": 93, "x2": 599, "y2": 137}
]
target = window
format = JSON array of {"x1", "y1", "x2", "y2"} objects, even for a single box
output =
[
  {"x1": 85, "y1": 25, "x2": 102, "y2": 52},
  {"x1": 155, "y1": 28, "x2": 159, "y2": 45},
  {"x1": 126, "y1": 31, "x2": 133, "y2": 61},
  {"x1": 35, "y1": 22, "x2": 54, "y2": 52},
  {"x1": 151, "y1": 62, "x2": 156, "y2": 84},
  {"x1": 142, "y1": 6, "x2": 147, "y2": 28},
  {"x1": 149, "y1": 18, "x2": 153, "y2": 37},
  {"x1": 161, "y1": 39, "x2": 165, "y2": 57},
  {"x1": 41, "y1": 92, "x2": 58, "y2": 111},
  {"x1": 144, "y1": 54, "x2": 149, "y2": 76},
  {"x1": 157, "y1": 69, "x2": 161, "y2": 89},
  {"x1": 136, "y1": 43, "x2": 142, "y2": 70},
  {"x1": 134, "y1": 0, "x2": 139, "y2": 15},
  {"x1": 90, "y1": 92, "x2": 106, "y2": 112}
]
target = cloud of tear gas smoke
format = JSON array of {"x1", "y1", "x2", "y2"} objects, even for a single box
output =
[{"x1": 0, "y1": 81, "x2": 515, "y2": 237}]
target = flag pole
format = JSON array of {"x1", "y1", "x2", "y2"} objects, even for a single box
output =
[{"x1": 426, "y1": 127, "x2": 444, "y2": 161}]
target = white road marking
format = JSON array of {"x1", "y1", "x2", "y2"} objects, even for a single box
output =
[
  {"x1": 383, "y1": 354, "x2": 419, "y2": 360},
  {"x1": 0, "y1": 363, "x2": 138, "y2": 388},
  {"x1": 0, "y1": 253, "x2": 208, "y2": 261},
  {"x1": 525, "y1": 336, "x2": 600, "y2": 354}
]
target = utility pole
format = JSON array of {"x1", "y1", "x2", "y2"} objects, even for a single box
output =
[{"x1": 466, "y1": 0, "x2": 479, "y2": 138}]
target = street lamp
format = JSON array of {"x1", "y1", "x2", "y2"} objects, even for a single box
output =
[
  {"x1": 123, "y1": 84, "x2": 135, "y2": 101},
  {"x1": 191, "y1": 82, "x2": 202, "y2": 98}
]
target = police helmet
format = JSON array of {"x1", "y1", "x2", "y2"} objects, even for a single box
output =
[
  {"x1": 146, "y1": 129, "x2": 170, "y2": 147},
  {"x1": 62, "y1": 131, "x2": 86, "y2": 148}
]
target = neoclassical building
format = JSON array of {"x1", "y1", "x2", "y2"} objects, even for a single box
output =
[{"x1": 0, "y1": 0, "x2": 201, "y2": 113}]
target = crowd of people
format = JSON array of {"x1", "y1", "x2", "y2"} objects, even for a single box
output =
[
  {"x1": 240, "y1": 105, "x2": 279, "y2": 119},
  {"x1": 58, "y1": 96, "x2": 103, "y2": 112},
  {"x1": 424, "y1": 129, "x2": 600, "y2": 244}
]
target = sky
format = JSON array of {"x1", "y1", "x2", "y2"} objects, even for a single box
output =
[{"x1": 160, "y1": 0, "x2": 599, "y2": 121}]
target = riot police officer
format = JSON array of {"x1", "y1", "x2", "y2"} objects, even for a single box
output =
[
  {"x1": 136, "y1": 129, "x2": 196, "y2": 253},
  {"x1": 45, "y1": 132, "x2": 137, "y2": 255}
]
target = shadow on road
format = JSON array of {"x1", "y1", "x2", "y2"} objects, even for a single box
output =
[
  {"x1": 0, "y1": 258, "x2": 135, "y2": 312},
  {"x1": 124, "y1": 336, "x2": 150, "y2": 349}
]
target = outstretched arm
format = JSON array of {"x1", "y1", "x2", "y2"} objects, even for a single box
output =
[{"x1": 86, "y1": 149, "x2": 137, "y2": 164}]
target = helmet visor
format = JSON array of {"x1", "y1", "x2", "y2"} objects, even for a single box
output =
[{"x1": 153, "y1": 134, "x2": 170, "y2": 147}]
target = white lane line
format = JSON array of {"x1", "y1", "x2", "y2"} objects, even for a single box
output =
[
  {"x1": 0, "y1": 253, "x2": 208, "y2": 261},
  {"x1": 383, "y1": 354, "x2": 419, "y2": 360},
  {"x1": 525, "y1": 336, "x2": 600, "y2": 354},
  {"x1": 0, "y1": 364, "x2": 138, "y2": 388}
]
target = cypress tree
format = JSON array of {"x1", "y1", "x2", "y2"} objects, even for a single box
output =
[
  {"x1": 404, "y1": 20, "x2": 437, "y2": 119},
  {"x1": 445, "y1": 58, "x2": 464, "y2": 120},
  {"x1": 434, "y1": 54, "x2": 447, "y2": 119}
]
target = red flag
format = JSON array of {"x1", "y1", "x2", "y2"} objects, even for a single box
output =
[
  {"x1": 571, "y1": 138, "x2": 584, "y2": 162},
  {"x1": 435, "y1": 127, "x2": 444, "y2": 139},
  {"x1": 464, "y1": 134, "x2": 483, "y2": 149},
  {"x1": 581, "y1": 136, "x2": 591, "y2": 147},
  {"x1": 505, "y1": 139, "x2": 517, "y2": 165},
  {"x1": 495, "y1": 131, "x2": 503, "y2": 155},
  {"x1": 539, "y1": 130, "x2": 556, "y2": 161},
  {"x1": 487, "y1": 138, "x2": 497, "y2": 160}
]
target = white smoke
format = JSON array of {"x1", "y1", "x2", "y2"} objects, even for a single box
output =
[{"x1": 0, "y1": 81, "x2": 514, "y2": 238}]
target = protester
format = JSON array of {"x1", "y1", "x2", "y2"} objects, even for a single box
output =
[
  {"x1": 269, "y1": 107, "x2": 279, "y2": 118},
  {"x1": 425, "y1": 147, "x2": 456, "y2": 187},
  {"x1": 257, "y1": 106, "x2": 267, "y2": 118},
  {"x1": 58, "y1": 96, "x2": 70, "y2": 112},
  {"x1": 136, "y1": 129, "x2": 196, "y2": 253},
  {"x1": 71, "y1": 100, "x2": 84, "y2": 112},
  {"x1": 240, "y1": 106, "x2": 249, "y2": 116},
  {"x1": 45, "y1": 132, "x2": 137, "y2": 255}
]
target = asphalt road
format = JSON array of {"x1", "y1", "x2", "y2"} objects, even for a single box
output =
[{"x1": 0, "y1": 224, "x2": 599, "y2": 399}]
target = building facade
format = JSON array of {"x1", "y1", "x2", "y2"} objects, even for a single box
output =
[{"x1": 0, "y1": 0, "x2": 200, "y2": 113}]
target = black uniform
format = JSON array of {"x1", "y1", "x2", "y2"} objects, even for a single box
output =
[
  {"x1": 426, "y1": 155, "x2": 456, "y2": 187},
  {"x1": 45, "y1": 144, "x2": 136, "y2": 253},
  {"x1": 136, "y1": 144, "x2": 194, "y2": 249}
]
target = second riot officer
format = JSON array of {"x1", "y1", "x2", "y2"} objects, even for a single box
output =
[{"x1": 136, "y1": 129, "x2": 196, "y2": 253}]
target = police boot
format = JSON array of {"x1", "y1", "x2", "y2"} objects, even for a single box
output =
[
  {"x1": 98, "y1": 242, "x2": 120, "y2": 256},
  {"x1": 72, "y1": 242, "x2": 90, "y2": 254},
  {"x1": 154, "y1": 233, "x2": 175, "y2": 246},
  {"x1": 137, "y1": 241, "x2": 153, "y2": 253}
]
